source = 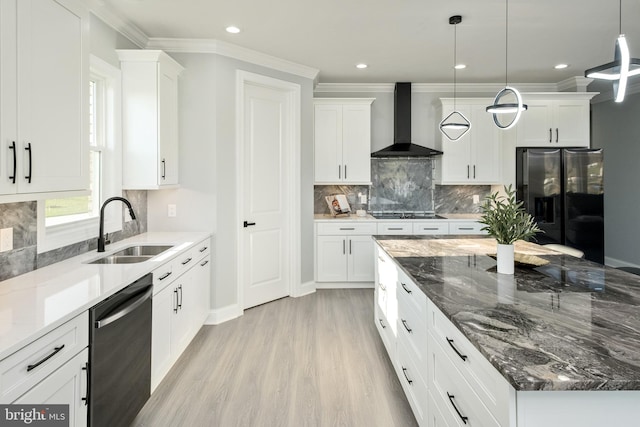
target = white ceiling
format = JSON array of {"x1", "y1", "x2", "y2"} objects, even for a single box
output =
[{"x1": 101, "y1": 0, "x2": 640, "y2": 85}]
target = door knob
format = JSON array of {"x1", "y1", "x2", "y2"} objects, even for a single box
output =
[{"x1": 243, "y1": 221, "x2": 256, "y2": 228}]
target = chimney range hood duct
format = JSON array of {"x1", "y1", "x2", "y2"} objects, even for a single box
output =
[{"x1": 371, "y1": 82, "x2": 443, "y2": 158}]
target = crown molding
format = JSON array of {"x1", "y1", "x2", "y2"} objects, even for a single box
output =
[
  {"x1": 146, "y1": 38, "x2": 320, "y2": 81},
  {"x1": 315, "y1": 82, "x2": 559, "y2": 94},
  {"x1": 84, "y1": 0, "x2": 148, "y2": 48},
  {"x1": 557, "y1": 76, "x2": 594, "y2": 92}
]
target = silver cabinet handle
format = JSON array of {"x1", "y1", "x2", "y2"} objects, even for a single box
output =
[
  {"x1": 159, "y1": 271, "x2": 172, "y2": 281},
  {"x1": 458, "y1": 227, "x2": 474, "y2": 231},
  {"x1": 339, "y1": 227, "x2": 355, "y2": 230},
  {"x1": 388, "y1": 227, "x2": 403, "y2": 231},
  {"x1": 349, "y1": 239, "x2": 352, "y2": 254},
  {"x1": 199, "y1": 246, "x2": 208, "y2": 252},
  {"x1": 200, "y1": 260, "x2": 209, "y2": 267},
  {"x1": 344, "y1": 164, "x2": 347, "y2": 179},
  {"x1": 467, "y1": 165, "x2": 469, "y2": 179},
  {"x1": 549, "y1": 128, "x2": 552, "y2": 143},
  {"x1": 343, "y1": 239, "x2": 346, "y2": 254},
  {"x1": 338, "y1": 165, "x2": 341, "y2": 179},
  {"x1": 556, "y1": 128, "x2": 559, "y2": 143},
  {"x1": 473, "y1": 165, "x2": 476, "y2": 179},
  {"x1": 161, "y1": 158, "x2": 166, "y2": 179},
  {"x1": 173, "y1": 288, "x2": 179, "y2": 313},
  {"x1": 181, "y1": 257, "x2": 193, "y2": 266}
]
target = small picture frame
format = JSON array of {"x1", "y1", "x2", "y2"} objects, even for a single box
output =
[{"x1": 325, "y1": 194, "x2": 351, "y2": 217}]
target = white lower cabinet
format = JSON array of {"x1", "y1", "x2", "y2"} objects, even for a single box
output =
[
  {"x1": 151, "y1": 239, "x2": 211, "y2": 391},
  {"x1": 316, "y1": 222, "x2": 376, "y2": 283},
  {"x1": 374, "y1": 245, "x2": 397, "y2": 358},
  {"x1": 14, "y1": 348, "x2": 88, "y2": 427}
]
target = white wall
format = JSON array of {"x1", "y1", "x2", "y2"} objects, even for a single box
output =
[
  {"x1": 148, "y1": 53, "x2": 315, "y2": 312},
  {"x1": 591, "y1": 92, "x2": 640, "y2": 267},
  {"x1": 89, "y1": 14, "x2": 139, "y2": 66}
]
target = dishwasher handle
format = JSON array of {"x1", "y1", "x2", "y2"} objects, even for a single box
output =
[{"x1": 95, "y1": 286, "x2": 153, "y2": 329}]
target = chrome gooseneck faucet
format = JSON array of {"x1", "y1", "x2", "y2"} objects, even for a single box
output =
[{"x1": 98, "y1": 197, "x2": 137, "y2": 252}]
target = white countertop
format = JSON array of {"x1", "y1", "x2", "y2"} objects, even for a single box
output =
[
  {"x1": 0, "y1": 231, "x2": 211, "y2": 360},
  {"x1": 313, "y1": 213, "x2": 482, "y2": 221}
]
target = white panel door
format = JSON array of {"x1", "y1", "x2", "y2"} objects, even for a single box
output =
[
  {"x1": 516, "y1": 102, "x2": 553, "y2": 147},
  {"x1": 347, "y1": 235, "x2": 375, "y2": 282},
  {"x1": 17, "y1": 0, "x2": 88, "y2": 193},
  {"x1": 554, "y1": 101, "x2": 589, "y2": 147},
  {"x1": 341, "y1": 104, "x2": 371, "y2": 183},
  {"x1": 471, "y1": 104, "x2": 501, "y2": 183},
  {"x1": 242, "y1": 82, "x2": 290, "y2": 309},
  {"x1": 0, "y1": 0, "x2": 17, "y2": 195},
  {"x1": 158, "y1": 67, "x2": 179, "y2": 185},
  {"x1": 314, "y1": 104, "x2": 341, "y2": 182},
  {"x1": 441, "y1": 104, "x2": 472, "y2": 182}
]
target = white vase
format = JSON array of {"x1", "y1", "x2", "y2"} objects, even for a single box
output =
[{"x1": 496, "y1": 243, "x2": 515, "y2": 274}]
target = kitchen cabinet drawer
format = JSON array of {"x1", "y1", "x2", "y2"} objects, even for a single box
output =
[
  {"x1": 428, "y1": 302, "x2": 511, "y2": 426},
  {"x1": 153, "y1": 263, "x2": 175, "y2": 294},
  {"x1": 316, "y1": 222, "x2": 377, "y2": 235},
  {"x1": 397, "y1": 268, "x2": 427, "y2": 318},
  {"x1": 448, "y1": 221, "x2": 486, "y2": 235},
  {"x1": 428, "y1": 331, "x2": 501, "y2": 427},
  {"x1": 0, "y1": 312, "x2": 89, "y2": 403},
  {"x1": 374, "y1": 300, "x2": 394, "y2": 358},
  {"x1": 377, "y1": 222, "x2": 413, "y2": 235},
  {"x1": 397, "y1": 296, "x2": 428, "y2": 383},
  {"x1": 397, "y1": 339, "x2": 428, "y2": 426},
  {"x1": 413, "y1": 222, "x2": 449, "y2": 235}
]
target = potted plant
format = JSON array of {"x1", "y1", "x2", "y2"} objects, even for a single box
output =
[{"x1": 478, "y1": 184, "x2": 542, "y2": 274}]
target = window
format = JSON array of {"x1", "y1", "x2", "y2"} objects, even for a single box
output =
[{"x1": 37, "y1": 56, "x2": 122, "y2": 253}]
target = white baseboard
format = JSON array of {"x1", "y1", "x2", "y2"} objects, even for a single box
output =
[
  {"x1": 315, "y1": 281, "x2": 374, "y2": 289},
  {"x1": 293, "y1": 280, "x2": 316, "y2": 297},
  {"x1": 605, "y1": 256, "x2": 640, "y2": 269},
  {"x1": 205, "y1": 304, "x2": 243, "y2": 325}
]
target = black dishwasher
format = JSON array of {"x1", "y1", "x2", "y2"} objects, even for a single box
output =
[{"x1": 88, "y1": 273, "x2": 153, "y2": 427}]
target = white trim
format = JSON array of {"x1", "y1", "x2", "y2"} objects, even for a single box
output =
[
  {"x1": 314, "y1": 82, "x2": 562, "y2": 94},
  {"x1": 204, "y1": 304, "x2": 243, "y2": 325},
  {"x1": 604, "y1": 256, "x2": 640, "y2": 269},
  {"x1": 83, "y1": 0, "x2": 147, "y2": 48},
  {"x1": 556, "y1": 76, "x2": 594, "y2": 92},
  {"x1": 315, "y1": 282, "x2": 375, "y2": 289},
  {"x1": 147, "y1": 38, "x2": 320, "y2": 81},
  {"x1": 235, "y1": 70, "x2": 302, "y2": 311},
  {"x1": 294, "y1": 281, "x2": 317, "y2": 298}
]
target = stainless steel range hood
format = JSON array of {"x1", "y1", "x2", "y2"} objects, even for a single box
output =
[{"x1": 371, "y1": 82, "x2": 443, "y2": 158}]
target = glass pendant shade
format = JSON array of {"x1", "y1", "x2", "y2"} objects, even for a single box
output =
[
  {"x1": 487, "y1": 0, "x2": 527, "y2": 129},
  {"x1": 440, "y1": 15, "x2": 470, "y2": 141}
]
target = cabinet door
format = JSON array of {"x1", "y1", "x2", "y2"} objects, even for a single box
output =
[
  {"x1": 0, "y1": 0, "x2": 17, "y2": 195},
  {"x1": 347, "y1": 235, "x2": 374, "y2": 282},
  {"x1": 470, "y1": 104, "x2": 501, "y2": 183},
  {"x1": 151, "y1": 284, "x2": 173, "y2": 392},
  {"x1": 158, "y1": 66, "x2": 179, "y2": 185},
  {"x1": 314, "y1": 104, "x2": 342, "y2": 183},
  {"x1": 440, "y1": 105, "x2": 472, "y2": 183},
  {"x1": 341, "y1": 104, "x2": 371, "y2": 183},
  {"x1": 170, "y1": 274, "x2": 192, "y2": 358},
  {"x1": 14, "y1": 348, "x2": 88, "y2": 427},
  {"x1": 554, "y1": 100, "x2": 589, "y2": 147},
  {"x1": 516, "y1": 101, "x2": 553, "y2": 147},
  {"x1": 17, "y1": 0, "x2": 88, "y2": 193},
  {"x1": 316, "y1": 235, "x2": 347, "y2": 282}
]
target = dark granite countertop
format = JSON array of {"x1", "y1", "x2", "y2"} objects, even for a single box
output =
[{"x1": 374, "y1": 235, "x2": 640, "y2": 391}]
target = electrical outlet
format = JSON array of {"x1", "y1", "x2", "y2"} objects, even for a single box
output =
[
  {"x1": 0, "y1": 228, "x2": 13, "y2": 252},
  {"x1": 168, "y1": 204, "x2": 177, "y2": 217},
  {"x1": 359, "y1": 193, "x2": 367, "y2": 204},
  {"x1": 473, "y1": 195, "x2": 480, "y2": 204}
]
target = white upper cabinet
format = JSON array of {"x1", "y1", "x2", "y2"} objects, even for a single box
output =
[
  {"x1": 436, "y1": 98, "x2": 502, "y2": 185},
  {"x1": 118, "y1": 50, "x2": 184, "y2": 189},
  {"x1": 516, "y1": 93, "x2": 596, "y2": 147},
  {"x1": 314, "y1": 98, "x2": 374, "y2": 184},
  {"x1": 0, "y1": 0, "x2": 89, "y2": 197}
]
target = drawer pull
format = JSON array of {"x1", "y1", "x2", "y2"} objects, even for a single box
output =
[
  {"x1": 378, "y1": 318, "x2": 386, "y2": 329},
  {"x1": 446, "y1": 337, "x2": 468, "y2": 361},
  {"x1": 377, "y1": 256, "x2": 386, "y2": 262},
  {"x1": 159, "y1": 272, "x2": 172, "y2": 281},
  {"x1": 181, "y1": 257, "x2": 193, "y2": 265},
  {"x1": 458, "y1": 227, "x2": 474, "y2": 231},
  {"x1": 388, "y1": 227, "x2": 404, "y2": 231},
  {"x1": 27, "y1": 345, "x2": 65, "y2": 372},
  {"x1": 447, "y1": 393, "x2": 469, "y2": 424},
  {"x1": 401, "y1": 319, "x2": 412, "y2": 333},
  {"x1": 401, "y1": 367, "x2": 413, "y2": 385},
  {"x1": 339, "y1": 227, "x2": 355, "y2": 230},
  {"x1": 200, "y1": 260, "x2": 209, "y2": 267},
  {"x1": 378, "y1": 282, "x2": 386, "y2": 291},
  {"x1": 423, "y1": 227, "x2": 438, "y2": 230},
  {"x1": 199, "y1": 246, "x2": 208, "y2": 252},
  {"x1": 401, "y1": 283, "x2": 412, "y2": 294}
]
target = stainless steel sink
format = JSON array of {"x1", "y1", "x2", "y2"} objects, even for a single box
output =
[
  {"x1": 89, "y1": 255, "x2": 154, "y2": 264},
  {"x1": 88, "y1": 245, "x2": 173, "y2": 264},
  {"x1": 112, "y1": 245, "x2": 173, "y2": 257}
]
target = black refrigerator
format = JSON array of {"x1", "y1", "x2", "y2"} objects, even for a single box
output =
[{"x1": 516, "y1": 147, "x2": 604, "y2": 264}]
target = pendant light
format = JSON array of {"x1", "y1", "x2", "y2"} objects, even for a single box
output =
[
  {"x1": 440, "y1": 15, "x2": 471, "y2": 141},
  {"x1": 585, "y1": 0, "x2": 640, "y2": 103},
  {"x1": 486, "y1": 0, "x2": 527, "y2": 130}
]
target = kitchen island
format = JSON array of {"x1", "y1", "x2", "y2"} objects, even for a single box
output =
[{"x1": 375, "y1": 235, "x2": 640, "y2": 427}]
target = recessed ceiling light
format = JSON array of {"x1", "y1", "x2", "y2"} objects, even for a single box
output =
[
  {"x1": 356, "y1": 63, "x2": 368, "y2": 69},
  {"x1": 454, "y1": 64, "x2": 466, "y2": 70},
  {"x1": 554, "y1": 64, "x2": 569, "y2": 69},
  {"x1": 226, "y1": 26, "x2": 241, "y2": 34}
]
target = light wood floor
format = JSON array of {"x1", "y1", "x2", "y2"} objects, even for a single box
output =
[{"x1": 133, "y1": 289, "x2": 417, "y2": 427}]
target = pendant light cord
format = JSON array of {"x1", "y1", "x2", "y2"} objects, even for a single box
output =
[
  {"x1": 619, "y1": 0, "x2": 622, "y2": 34},
  {"x1": 453, "y1": 21, "x2": 457, "y2": 110},
  {"x1": 505, "y1": 0, "x2": 509, "y2": 87}
]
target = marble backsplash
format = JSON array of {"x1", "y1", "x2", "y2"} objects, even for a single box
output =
[
  {"x1": 0, "y1": 190, "x2": 147, "y2": 281},
  {"x1": 313, "y1": 158, "x2": 492, "y2": 215}
]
